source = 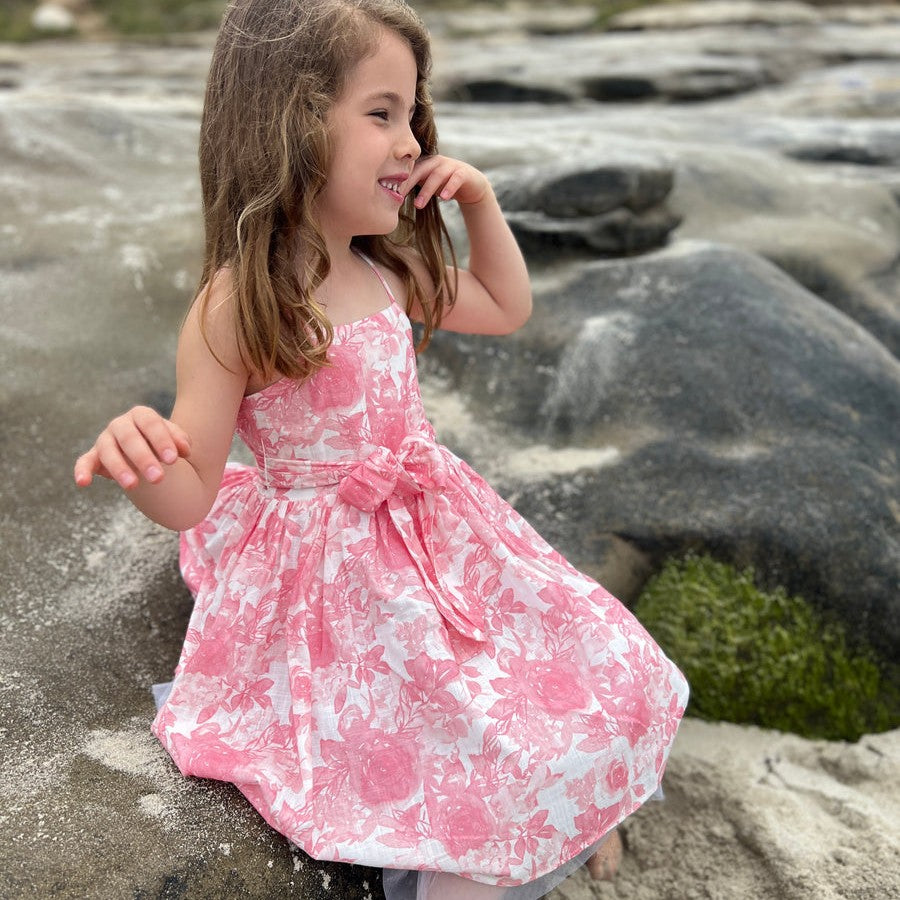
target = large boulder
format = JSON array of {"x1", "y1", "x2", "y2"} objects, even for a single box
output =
[
  {"x1": 666, "y1": 141, "x2": 900, "y2": 356},
  {"x1": 422, "y1": 242, "x2": 900, "y2": 661},
  {"x1": 441, "y1": 109, "x2": 900, "y2": 355}
]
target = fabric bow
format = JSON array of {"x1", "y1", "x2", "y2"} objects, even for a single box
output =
[
  {"x1": 257, "y1": 436, "x2": 487, "y2": 641},
  {"x1": 336, "y1": 437, "x2": 485, "y2": 642},
  {"x1": 337, "y1": 436, "x2": 448, "y2": 512}
]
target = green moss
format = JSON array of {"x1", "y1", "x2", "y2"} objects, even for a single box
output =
[
  {"x1": 634, "y1": 552, "x2": 899, "y2": 742},
  {"x1": 91, "y1": 0, "x2": 225, "y2": 36},
  {"x1": 0, "y1": 1, "x2": 226, "y2": 42},
  {"x1": 0, "y1": 1, "x2": 62, "y2": 42}
]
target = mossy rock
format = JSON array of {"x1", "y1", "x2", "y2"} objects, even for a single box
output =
[{"x1": 633, "y1": 553, "x2": 898, "y2": 742}]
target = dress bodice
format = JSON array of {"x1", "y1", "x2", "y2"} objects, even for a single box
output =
[{"x1": 236, "y1": 302, "x2": 434, "y2": 468}]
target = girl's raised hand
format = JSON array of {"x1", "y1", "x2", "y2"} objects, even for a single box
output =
[
  {"x1": 74, "y1": 406, "x2": 191, "y2": 490},
  {"x1": 408, "y1": 155, "x2": 491, "y2": 210}
]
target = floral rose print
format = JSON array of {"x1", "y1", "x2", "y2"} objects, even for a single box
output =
[
  {"x1": 430, "y1": 794, "x2": 496, "y2": 859},
  {"x1": 351, "y1": 731, "x2": 421, "y2": 806},
  {"x1": 529, "y1": 659, "x2": 591, "y2": 715}
]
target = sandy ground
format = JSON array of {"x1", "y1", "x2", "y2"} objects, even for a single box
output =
[{"x1": 549, "y1": 719, "x2": 899, "y2": 900}]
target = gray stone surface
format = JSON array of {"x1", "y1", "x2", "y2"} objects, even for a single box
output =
[
  {"x1": 609, "y1": 1, "x2": 900, "y2": 32},
  {"x1": 432, "y1": 6, "x2": 900, "y2": 106},
  {"x1": 435, "y1": 107, "x2": 900, "y2": 354}
]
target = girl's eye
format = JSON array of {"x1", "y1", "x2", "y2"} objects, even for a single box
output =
[{"x1": 370, "y1": 110, "x2": 389, "y2": 121}]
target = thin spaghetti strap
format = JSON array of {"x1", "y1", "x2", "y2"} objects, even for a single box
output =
[{"x1": 353, "y1": 248, "x2": 398, "y2": 306}]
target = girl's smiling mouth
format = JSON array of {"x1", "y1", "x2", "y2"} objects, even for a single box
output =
[{"x1": 378, "y1": 177, "x2": 407, "y2": 202}]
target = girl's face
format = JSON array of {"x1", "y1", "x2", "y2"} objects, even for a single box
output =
[{"x1": 316, "y1": 28, "x2": 422, "y2": 247}]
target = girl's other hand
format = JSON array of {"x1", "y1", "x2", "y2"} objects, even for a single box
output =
[
  {"x1": 73, "y1": 406, "x2": 192, "y2": 490},
  {"x1": 408, "y1": 155, "x2": 491, "y2": 210}
]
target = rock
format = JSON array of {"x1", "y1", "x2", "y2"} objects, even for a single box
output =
[
  {"x1": 724, "y1": 61, "x2": 900, "y2": 118},
  {"x1": 831, "y1": 4, "x2": 900, "y2": 26},
  {"x1": 31, "y1": 3, "x2": 76, "y2": 33},
  {"x1": 422, "y1": 242, "x2": 900, "y2": 662},
  {"x1": 429, "y1": 3, "x2": 598, "y2": 39},
  {"x1": 0, "y1": 512, "x2": 385, "y2": 900},
  {"x1": 439, "y1": 101, "x2": 900, "y2": 354},
  {"x1": 0, "y1": 59, "x2": 21, "y2": 91},
  {"x1": 582, "y1": 54, "x2": 775, "y2": 103},
  {"x1": 496, "y1": 162, "x2": 676, "y2": 217},
  {"x1": 437, "y1": 37, "x2": 781, "y2": 105},
  {"x1": 610, "y1": 0, "x2": 900, "y2": 33},
  {"x1": 503, "y1": 206, "x2": 681, "y2": 259},
  {"x1": 442, "y1": 77, "x2": 572, "y2": 104},
  {"x1": 665, "y1": 139, "x2": 900, "y2": 356},
  {"x1": 432, "y1": 16, "x2": 900, "y2": 108},
  {"x1": 785, "y1": 138, "x2": 900, "y2": 166},
  {"x1": 609, "y1": 0, "x2": 821, "y2": 32},
  {"x1": 492, "y1": 161, "x2": 680, "y2": 259}
]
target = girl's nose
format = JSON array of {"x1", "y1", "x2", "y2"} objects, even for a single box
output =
[{"x1": 398, "y1": 124, "x2": 421, "y2": 161}]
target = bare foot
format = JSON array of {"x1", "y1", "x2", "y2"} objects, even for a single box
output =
[{"x1": 586, "y1": 828, "x2": 623, "y2": 881}]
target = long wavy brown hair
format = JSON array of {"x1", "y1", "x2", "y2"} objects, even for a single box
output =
[{"x1": 197, "y1": 0, "x2": 456, "y2": 384}]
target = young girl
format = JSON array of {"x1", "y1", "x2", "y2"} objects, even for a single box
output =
[{"x1": 74, "y1": 1, "x2": 688, "y2": 897}]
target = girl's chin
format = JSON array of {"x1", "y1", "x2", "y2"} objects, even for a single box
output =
[{"x1": 367, "y1": 216, "x2": 402, "y2": 237}]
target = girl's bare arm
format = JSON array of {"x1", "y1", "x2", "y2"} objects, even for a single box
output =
[
  {"x1": 405, "y1": 155, "x2": 533, "y2": 335},
  {"x1": 74, "y1": 272, "x2": 248, "y2": 532}
]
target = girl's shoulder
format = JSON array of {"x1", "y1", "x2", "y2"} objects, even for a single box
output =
[
  {"x1": 378, "y1": 264, "x2": 408, "y2": 309},
  {"x1": 373, "y1": 246, "x2": 431, "y2": 322},
  {"x1": 200, "y1": 265, "x2": 236, "y2": 309},
  {"x1": 184, "y1": 266, "x2": 235, "y2": 338},
  {"x1": 180, "y1": 266, "x2": 248, "y2": 381}
]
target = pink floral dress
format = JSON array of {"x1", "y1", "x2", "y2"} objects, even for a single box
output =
[{"x1": 152, "y1": 255, "x2": 689, "y2": 889}]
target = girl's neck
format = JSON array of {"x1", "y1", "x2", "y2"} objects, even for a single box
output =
[
  {"x1": 327, "y1": 241, "x2": 361, "y2": 276},
  {"x1": 318, "y1": 241, "x2": 361, "y2": 294},
  {"x1": 313, "y1": 242, "x2": 388, "y2": 325}
]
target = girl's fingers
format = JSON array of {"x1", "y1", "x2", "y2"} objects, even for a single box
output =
[
  {"x1": 112, "y1": 412, "x2": 172, "y2": 485},
  {"x1": 434, "y1": 169, "x2": 466, "y2": 203},
  {"x1": 416, "y1": 170, "x2": 462, "y2": 208},
  {"x1": 73, "y1": 448, "x2": 100, "y2": 487},
  {"x1": 75, "y1": 408, "x2": 190, "y2": 491},
  {"x1": 94, "y1": 429, "x2": 142, "y2": 489},
  {"x1": 132, "y1": 408, "x2": 187, "y2": 468},
  {"x1": 74, "y1": 447, "x2": 118, "y2": 486},
  {"x1": 168, "y1": 421, "x2": 193, "y2": 458},
  {"x1": 410, "y1": 160, "x2": 448, "y2": 208},
  {"x1": 409, "y1": 156, "x2": 488, "y2": 208}
]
